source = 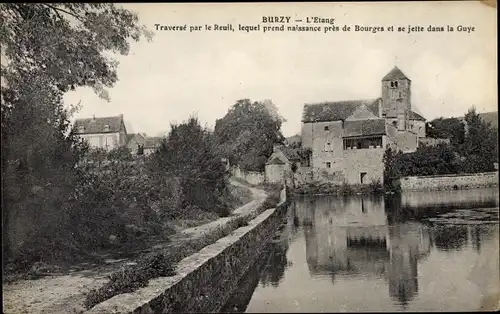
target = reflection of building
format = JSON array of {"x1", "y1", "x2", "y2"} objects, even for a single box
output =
[{"x1": 299, "y1": 195, "x2": 431, "y2": 306}]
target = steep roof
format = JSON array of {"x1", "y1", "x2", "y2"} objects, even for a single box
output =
[
  {"x1": 385, "y1": 110, "x2": 426, "y2": 121},
  {"x1": 382, "y1": 66, "x2": 410, "y2": 81},
  {"x1": 343, "y1": 119, "x2": 386, "y2": 138},
  {"x1": 266, "y1": 157, "x2": 286, "y2": 165},
  {"x1": 409, "y1": 111, "x2": 426, "y2": 121},
  {"x1": 302, "y1": 98, "x2": 380, "y2": 123},
  {"x1": 74, "y1": 115, "x2": 125, "y2": 134}
]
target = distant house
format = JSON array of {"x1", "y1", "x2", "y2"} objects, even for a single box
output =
[
  {"x1": 73, "y1": 114, "x2": 127, "y2": 151},
  {"x1": 126, "y1": 133, "x2": 146, "y2": 155},
  {"x1": 143, "y1": 136, "x2": 162, "y2": 155},
  {"x1": 265, "y1": 145, "x2": 301, "y2": 184}
]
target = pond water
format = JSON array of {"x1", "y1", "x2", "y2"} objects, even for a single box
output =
[{"x1": 221, "y1": 188, "x2": 499, "y2": 312}]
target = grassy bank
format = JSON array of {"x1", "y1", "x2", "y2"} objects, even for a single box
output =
[{"x1": 84, "y1": 182, "x2": 281, "y2": 310}]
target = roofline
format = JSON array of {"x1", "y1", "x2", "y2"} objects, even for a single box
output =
[
  {"x1": 76, "y1": 131, "x2": 122, "y2": 135},
  {"x1": 342, "y1": 133, "x2": 386, "y2": 139}
]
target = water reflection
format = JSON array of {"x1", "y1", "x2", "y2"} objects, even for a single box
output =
[
  {"x1": 223, "y1": 188, "x2": 499, "y2": 313},
  {"x1": 301, "y1": 196, "x2": 431, "y2": 306}
]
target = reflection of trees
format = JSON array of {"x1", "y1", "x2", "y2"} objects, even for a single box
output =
[
  {"x1": 260, "y1": 239, "x2": 290, "y2": 287},
  {"x1": 432, "y1": 225, "x2": 468, "y2": 251}
]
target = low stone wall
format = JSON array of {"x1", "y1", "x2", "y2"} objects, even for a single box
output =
[
  {"x1": 86, "y1": 188, "x2": 288, "y2": 314},
  {"x1": 231, "y1": 166, "x2": 265, "y2": 186},
  {"x1": 399, "y1": 172, "x2": 499, "y2": 191}
]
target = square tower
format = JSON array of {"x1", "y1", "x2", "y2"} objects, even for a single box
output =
[{"x1": 381, "y1": 66, "x2": 412, "y2": 126}]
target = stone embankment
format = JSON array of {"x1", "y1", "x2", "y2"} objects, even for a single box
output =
[
  {"x1": 398, "y1": 172, "x2": 499, "y2": 191},
  {"x1": 2, "y1": 179, "x2": 275, "y2": 314},
  {"x1": 86, "y1": 185, "x2": 288, "y2": 313}
]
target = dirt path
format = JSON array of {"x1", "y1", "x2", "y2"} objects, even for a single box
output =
[{"x1": 2, "y1": 179, "x2": 267, "y2": 314}]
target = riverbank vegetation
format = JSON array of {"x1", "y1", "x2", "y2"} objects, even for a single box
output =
[
  {"x1": 0, "y1": 4, "x2": 252, "y2": 282},
  {"x1": 293, "y1": 179, "x2": 384, "y2": 196},
  {"x1": 384, "y1": 107, "x2": 498, "y2": 192}
]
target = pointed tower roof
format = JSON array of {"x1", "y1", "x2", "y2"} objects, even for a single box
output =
[{"x1": 382, "y1": 66, "x2": 410, "y2": 81}]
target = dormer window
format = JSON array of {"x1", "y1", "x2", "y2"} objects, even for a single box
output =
[
  {"x1": 103, "y1": 125, "x2": 110, "y2": 132},
  {"x1": 324, "y1": 126, "x2": 329, "y2": 131}
]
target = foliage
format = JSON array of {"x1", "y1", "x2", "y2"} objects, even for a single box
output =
[
  {"x1": 426, "y1": 117, "x2": 465, "y2": 146},
  {"x1": 84, "y1": 252, "x2": 176, "y2": 309},
  {"x1": 1, "y1": 3, "x2": 151, "y2": 265},
  {"x1": 107, "y1": 146, "x2": 133, "y2": 162},
  {"x1": 149, "y1": 116, "x2": 230, "y2": 216},
  {"x1": 214, "y1": 99, "x2": 285, "y2": 172},
  {"x1": 459, "y1": 107, "x2": 498, "y2": 171},
  {"x1": 384, "y1": 107, "x2": 498, "y2": 192}
]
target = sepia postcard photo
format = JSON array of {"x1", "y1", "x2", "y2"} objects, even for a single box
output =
[{"x1": 1, "y1": 1, "x2": 498, "y2": 313}]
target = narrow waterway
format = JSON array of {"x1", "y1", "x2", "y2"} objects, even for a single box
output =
[{"x1": 221, "y1": 188, "x2": 499, "y2": 312}]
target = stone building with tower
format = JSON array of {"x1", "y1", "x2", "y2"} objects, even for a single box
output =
[{"x1": 301, "y1": 66, "x2": 426, "y2": 185}]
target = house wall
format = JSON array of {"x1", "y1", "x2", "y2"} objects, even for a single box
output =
[
  {"x1": 231, "y1": 166, "x2": 265, "y2": 186},
  {"x1": 386, "y1": 124, "x2": 418, "y2": 153},
  {"x1": 302, "y1": 120, "x2": 344, "y2": 169},
  {"x1": 343, "y1": 147, "x2": 385, "y2": 184},
  {"x1": 409, "y1": 120, "x2": 426, "y2": 138},
  {"x1": 79, "y1": 132, "x2": 122, "y2": 151},
  {"x1": 265, "y1": 164, "x2": 287, "y2": 184}
]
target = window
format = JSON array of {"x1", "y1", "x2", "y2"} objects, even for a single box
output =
[
  {"x1": 324, "y1": 126, "x2": 329, "y2": 131},
  {"x1": 103, "y1": 124, "x2": 110, "y2": 132},
  {"x1": 398, "y1": 92, "x2": 402, "y2": 98},
  {"x1": 324, "y1": 142, "x2": 332, "y2": 152},
  {"x1": 343, "y1": 136, "x2": 383, "y2": 150},
  {"x1": 326, "y1": 162, "x2": 331, "y2": 168},
  {"x1": 360, "y1": 172, "x2": 367, "y2": 184},
  {"x1": 390, "y1": 81, "x2": 398, "y2": 88}
]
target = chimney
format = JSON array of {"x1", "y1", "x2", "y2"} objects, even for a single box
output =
[
  {"x1": 378, "y1": 98, "x2": 383, "y2": 118},
  {"x1": 92, "y1": 115, "x2": 96, "y2": 121}
]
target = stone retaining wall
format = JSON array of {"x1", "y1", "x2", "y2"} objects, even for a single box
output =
[
  {"x1": 399, "y1": 172, "x2": 499, "y2": 191},
  {"x1": 86, "y1": 188, "x2": 288, "y2": 314}
]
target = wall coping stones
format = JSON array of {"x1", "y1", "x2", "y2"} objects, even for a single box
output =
[
  {"x1": 85, "y1": 206, "x2": 279, "y2": 314},
  {"x1": 401, "y1": 171, "x2": 498, "y2": 180}
]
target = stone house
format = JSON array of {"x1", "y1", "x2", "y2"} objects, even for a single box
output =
[
  {"x1": 126, "y1": 133, "x2": 146, "y2": 154},
  {"x1": 301, "y1": 67, "x2": 425, "y2": 185},
  {"x1": 73, "y1": 114, "x2": 127, "y2": 151},
  {"x1": 265, "y1": 145, "x2": 301, "y2": 184},
  {"x1": 126, "y1": 134, "x2": 162, "y2": 156},
  {"x1": 143, "y1": 136, "x2": 162, "y2": 155}
]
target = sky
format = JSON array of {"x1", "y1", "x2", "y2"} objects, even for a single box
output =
[{"x1": 63, "y1": 2, "x2": 497, "y2": 137}]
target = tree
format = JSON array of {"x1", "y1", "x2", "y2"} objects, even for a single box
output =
[
  {"x1": 1, "y1": 3, "x2": 151, "y2": 262},
  {"x1": 149, "y1": 116, "x2": 229, "y2": 216},
  {"x1": 426, "y1": 117, "x2": 465, "y2": 147},
  {"x1": 214, "y1": 99, "x2": 285, "y2": 172},
  {"x1": 459, "y1": 107, "x2": 498, "y2": 172}
]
